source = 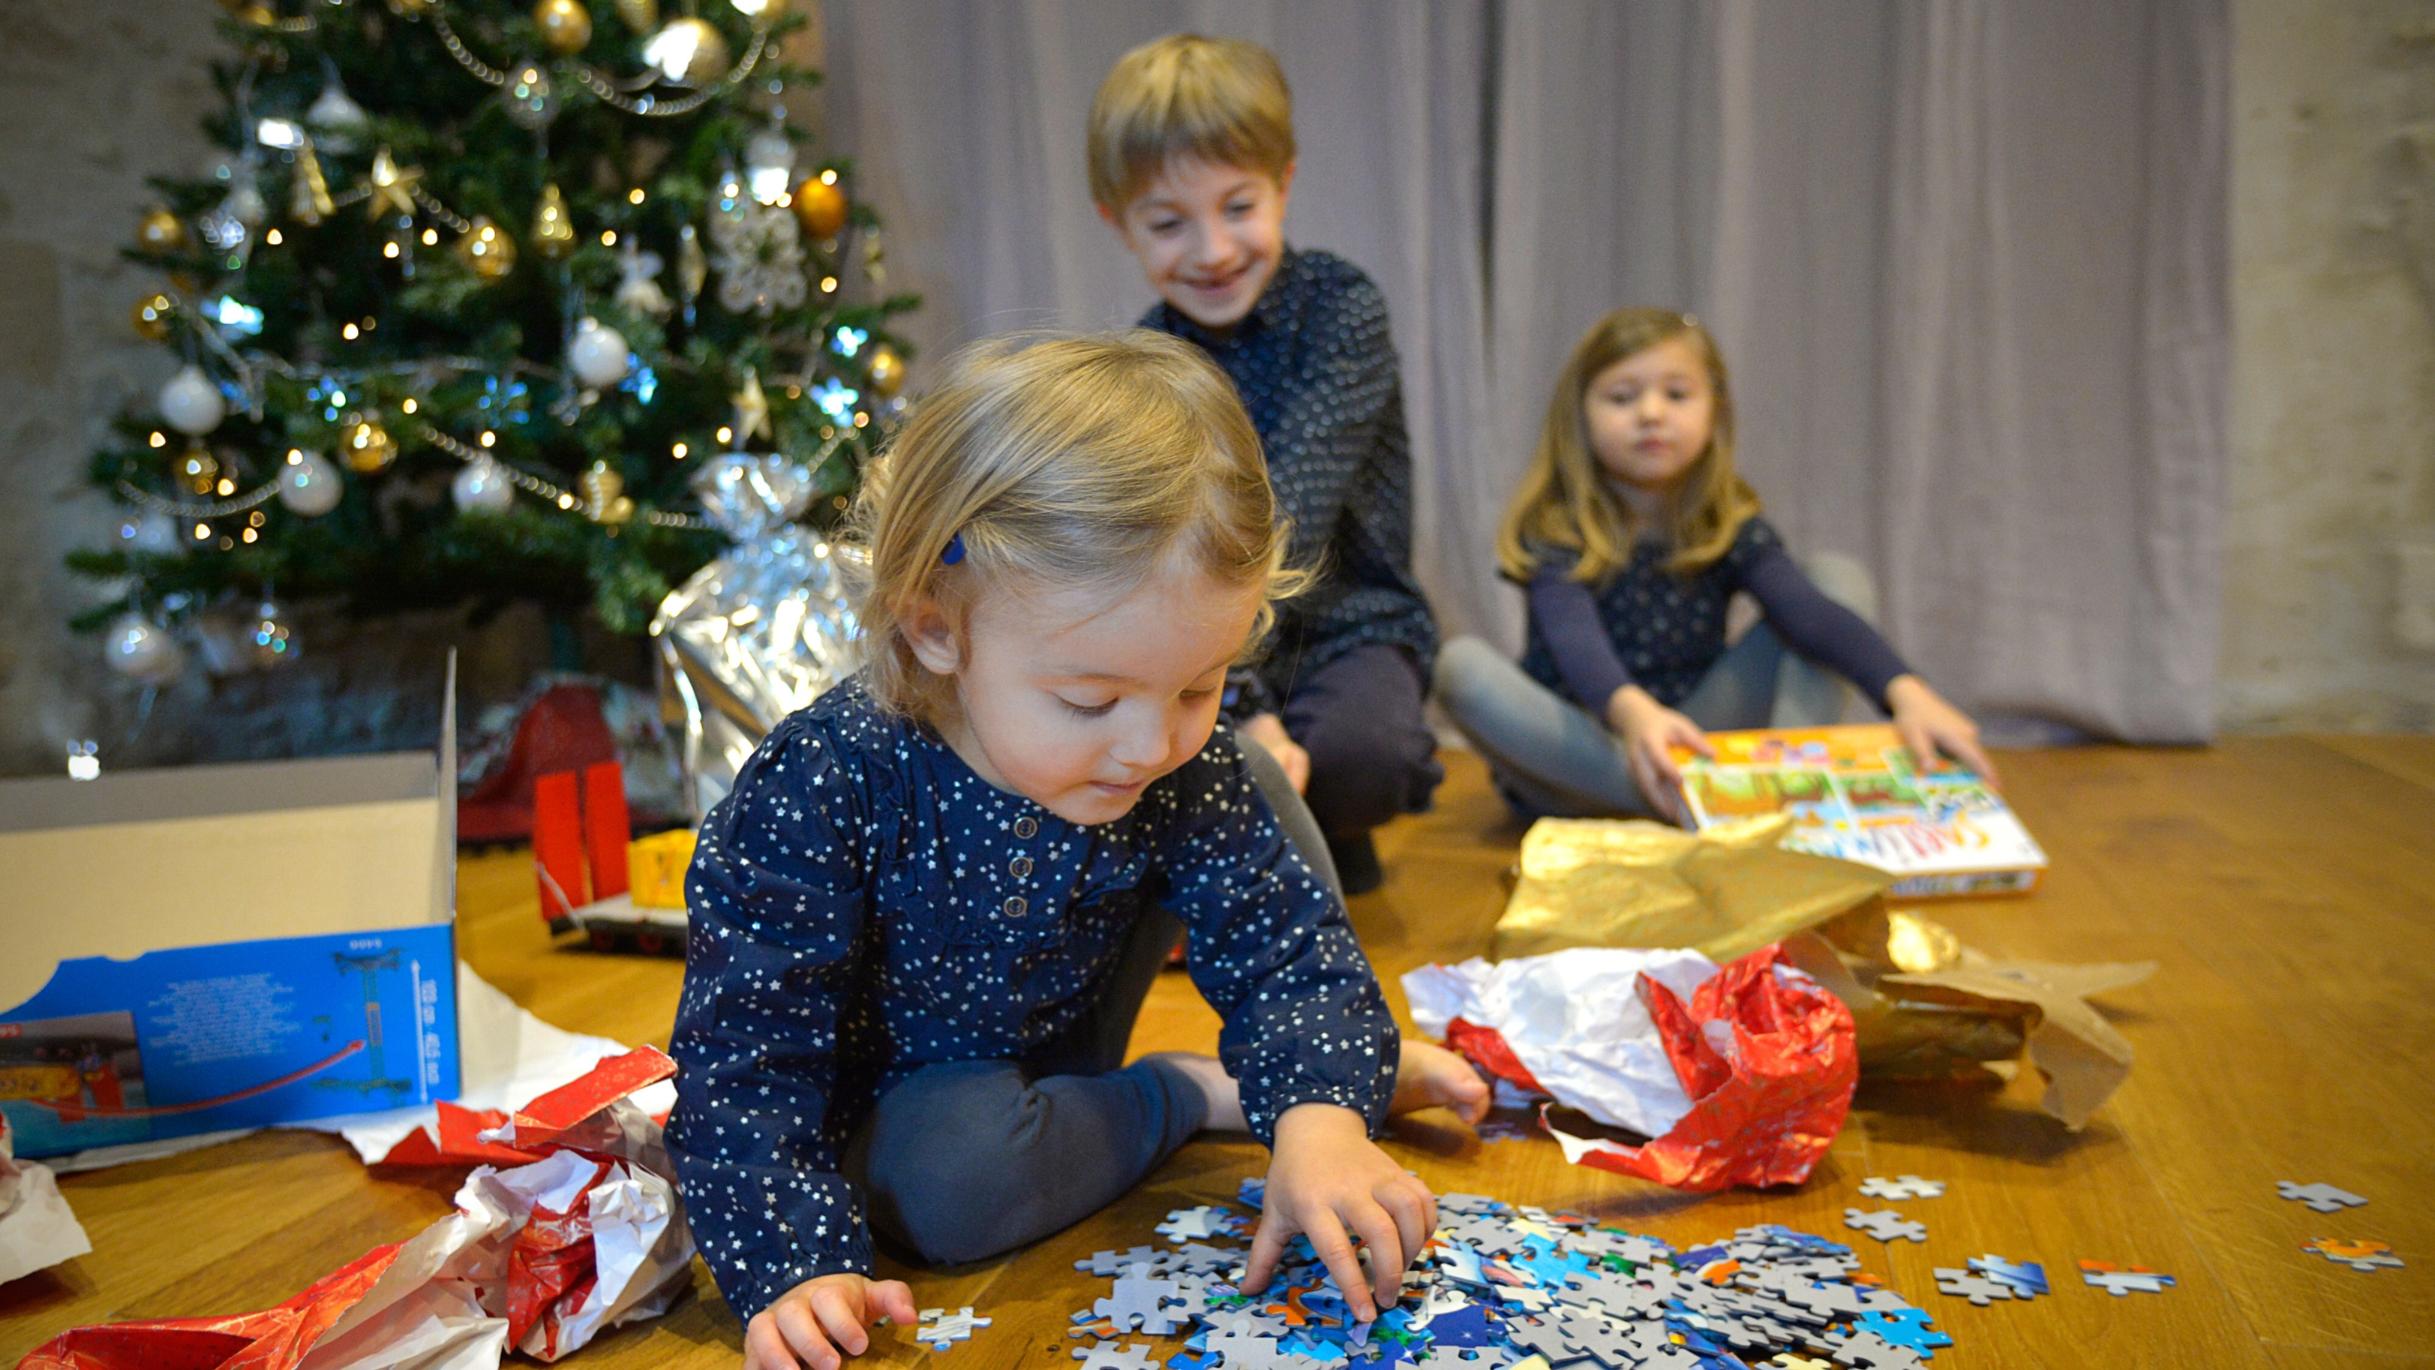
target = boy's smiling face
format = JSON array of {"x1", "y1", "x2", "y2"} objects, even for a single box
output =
[{"x1": 1103, "y1": 156, "x2": 1294, "y2": 335}]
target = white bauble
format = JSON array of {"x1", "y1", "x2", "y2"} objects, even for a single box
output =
[
  {"x1": 452, "y1": 457, "x2": 518, "y2": 514},
  {"x1": 224, "y1": 181, "x2": 269, "y2": 229},
  {"x1": 307, "y1": 82, "x2": 371, "y2": 153},
  {"x1": 118, "y1": 511, "x2": 181, "y2": 555},
  {"x1": 568, "y1": 317, "x2": 631, "y2": 388},
  {"x1": 106, "y1": 612, "x2": 186, "y2": 686},
  {"x1": 276, "y1": 448, "x2": 344, "y2": 516},
  {"x1": 160, "y1": 365, "x2": 227, "y2": 435}
]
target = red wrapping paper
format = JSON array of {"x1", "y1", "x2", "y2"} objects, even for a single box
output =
[{"x1": 1547, "y1": 945, "x2": 1856, "y2": 1190}]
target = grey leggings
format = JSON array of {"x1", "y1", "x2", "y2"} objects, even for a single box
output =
[
  {"x1": 1434, "y1": 555, "x2": 1878, "y2": 820},
  {"x1": 842, "y1": 738, "x2": 1333, "y2": 1266}
]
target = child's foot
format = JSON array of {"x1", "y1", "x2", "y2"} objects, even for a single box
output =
[
  {"x1": 1392, "y1": 1038, "x2": 1493, "y2": 1124},
  {"x1": 1142, "y1": 1051, "x2": 1248, "y2": 1132}
]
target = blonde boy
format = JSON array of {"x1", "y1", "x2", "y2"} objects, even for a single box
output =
[{"x1": 1089, "y1": 34, "x2": 1442, "y2": 895}]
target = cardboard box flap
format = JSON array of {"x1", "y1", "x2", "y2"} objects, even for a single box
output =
[{"x1": 0, "y1": 657, "x2": 458, "y2": 1013}]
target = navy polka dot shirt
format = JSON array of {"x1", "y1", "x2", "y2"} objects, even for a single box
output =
[
  {"x1": 666, "y1": 678, "x2": 1397, "y2": 1318},
  {"x1": 1519, "y1": 517, "x2": 1912, "y2": 712},
  {"x1": 1144, "y1": 248, "x2": 1439, "y2": 716}
]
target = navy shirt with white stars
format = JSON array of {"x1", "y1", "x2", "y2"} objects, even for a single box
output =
[
  {"x1": 666, "y1": 678, "x2": 1398, "y2": 1320},
  {"x1": 1143, "y1": 248, "x2": 1438, "y2": 716},
  {"x1": 1519, "y1": 517, "x2": 1913, "y2": 713}
]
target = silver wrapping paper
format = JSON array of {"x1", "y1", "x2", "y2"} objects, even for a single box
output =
[{"x1": 653, "y1": 454, "x2": 861, "y2": 820}]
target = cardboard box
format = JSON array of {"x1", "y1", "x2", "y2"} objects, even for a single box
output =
[{"x1": 0, "y1": 666, "x2": 461, "y2": 1158}]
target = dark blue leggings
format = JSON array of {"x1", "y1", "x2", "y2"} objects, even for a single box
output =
[{"x1": 841, "y1": 739, "x2": 1336, "y2": 1266}]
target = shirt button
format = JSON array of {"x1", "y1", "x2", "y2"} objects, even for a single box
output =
[
  {"x1": 1013, "y1": 817, "x2": 1038, "y2": 838},
  {"x1": 1003, "y1": 896, "x2": 1028, "y2": 917},
  {"x1": 1010, "y1": 856, "x2": 1033, "y2": 878}
]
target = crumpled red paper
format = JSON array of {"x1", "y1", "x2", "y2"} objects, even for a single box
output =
[
  {"x1": 20, "y1": 1047, "x2": 688, "y2": 1370},
  {"x1": 1455, "y1": 946, "x2": 1858, "y2": 1191}
]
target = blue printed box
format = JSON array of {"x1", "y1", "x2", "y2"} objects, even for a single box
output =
[{"x1": 0, "y1": 669, "x2": 461, "y2": 1159}]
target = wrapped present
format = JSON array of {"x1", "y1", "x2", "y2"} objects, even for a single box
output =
[{"x1": 627, "y1": 829, "x2": 696, "y2": 910}]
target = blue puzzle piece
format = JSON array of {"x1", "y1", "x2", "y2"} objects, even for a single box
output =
[
  {"x1": 1238, "y1": 1178, "x2": 1267, "y2": 1210},
  {"x1": 1167, "y1": 1353, "x2": 1221, "y2": 1370},
  {"x1": 1859, "y1": 1306, "x2": 1954, "y2": 1356},
  {"x1": 1968, "y1": 1254, "x2": 2050, "y2": 1297},
  {"x1": 1418, "y1": 1304, "x2": 1497, "y2": 1348}
]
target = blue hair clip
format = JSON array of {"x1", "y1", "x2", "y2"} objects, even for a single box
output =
[{"x1": 941, "y1": 532, "x2": 966, "y2": 566}]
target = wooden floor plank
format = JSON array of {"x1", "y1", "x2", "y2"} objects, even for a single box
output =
[{"x1": 8, "y1": 738, "x2": 2434, "y2": 1368}]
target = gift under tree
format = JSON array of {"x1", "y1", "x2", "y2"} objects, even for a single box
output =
[{"x1": 75, "y1": 0, "x2": 917, "y2": 687}]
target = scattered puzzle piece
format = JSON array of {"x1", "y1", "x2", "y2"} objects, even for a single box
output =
[
  {"x1": 2303, "y1": 1237, "x2": 2403, "y2": 1272},
  {"x1": 1071, "y1": 1343, "x2": 1161, "y2": 1370},
  {"x1": 2077, "y1": 1259, "x2": 2176, "y2": 1295},
  {"x1": 1931, "y1": 1268, "x2": 2017, "y2": 1306},
  {"x1": 1858, "y1": 1174, "x2": 1947, "y2": 1201},
  {"x1": 1967, "y1": 1254, "x2": 2050, "y2": 1298},
  {"x1": 2277, "y1": 1181, "x2": 2368, "y2": 1214},
  {"x1": 916, "y1": 1305, "x2": 991, "y2": 1351},
  {"x1": 1856, "y1": 1307, "x2": 1953, "y2": 1355},
  {"x1": 1843, "y1": 1208, "x2": 1928, "y2": 1244}
]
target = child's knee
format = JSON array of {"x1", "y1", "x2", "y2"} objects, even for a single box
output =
[
  {"x1": 861, "y1": 1062, "x2": 1034, "y2": 1264},
  {"x1": 1432, "y1": 636, "x2": 1505, "y2": 720}
]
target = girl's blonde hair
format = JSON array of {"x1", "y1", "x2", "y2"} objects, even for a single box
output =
[
  {"x1": 1496, "y1": 308, "x2": 1760, "y2": 584},
  {"x1": 1087, "y1": 33, "x2": 1296, "y2": 211},
  {"x1": 850, "y1": 329, "x2": 1296, "y2": 723}
]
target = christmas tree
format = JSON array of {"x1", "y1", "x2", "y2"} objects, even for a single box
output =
[{"x1": 75, "y1": 0, "x2": 917, "y2": 685}]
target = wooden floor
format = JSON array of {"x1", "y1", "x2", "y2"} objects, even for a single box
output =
[{"x1": 6, "y1": 737, "x2": 2434, "y2": 1367}]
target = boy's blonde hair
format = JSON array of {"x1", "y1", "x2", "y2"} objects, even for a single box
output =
[
  {"x1": 1496, "y1": 308, "x2": 1761, "y2": 585},
  {"x1": 1087, "y1": 33, "x2": 1295, "y2": 211},
  {"x1": 850, "y1": 330, "x2": 1296, "y2": 723}
]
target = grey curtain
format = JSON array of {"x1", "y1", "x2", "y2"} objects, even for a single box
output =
[{"x1": 823, "y1": 0, "x2": 2227, "y2": 742}]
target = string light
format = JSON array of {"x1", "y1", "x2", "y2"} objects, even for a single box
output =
[
  {"x1": 401, "y1": 397, "x2": 419, "y2": 414},
  {"x1": 478, "y1": 429, "x2": 496, "y2": 448},
  {"x1": 421, "y1": 227, "x2": 439, "y2": 245},
  {"x1": 628, "y1": 188, "x2": 646, "y2": 205},
  {"x1": 265, "y1": 228, "x2": 284, "y2": 245},
  {"x1": 714, "y1": 426, "x2": 732, "y2": 444},
  {"x1": 342, "y1": 322, "x2": 360, "y2": 340},
  {"x1": 148, "y1": 431, "x2": 168, "y2": 449},
  {"x1": 671, "y1": 440, "x2": 689, "y2": 458},
  {"x1": 600, "y1": 229, "x2": 617, "y2": 246}
]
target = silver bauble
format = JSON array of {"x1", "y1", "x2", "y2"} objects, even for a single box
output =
[
  {"x1": 106, "y1": 612, "x2": 186, "y2": 686},
  {"x1": 451, "y1": 457, "x2": 518, "y2": 514},
  {"x1": 160, "y1": 365, "x2": 227, "y2": 436},
  {"x1": 276, "y1": 448, "x2": 344, "y2": 516}
]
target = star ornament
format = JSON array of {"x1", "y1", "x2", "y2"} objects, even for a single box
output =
[
  {"x1": 731, "y1": 367, "x2": 772, "y2": 443},
  {"x1": 366, "y1": 147, "x2": 423, "y2": 220}
]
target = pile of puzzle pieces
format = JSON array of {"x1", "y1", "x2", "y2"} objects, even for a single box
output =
[{"x1": 1066, "y1": 1182, "x2": 1957, "y2": 1370}]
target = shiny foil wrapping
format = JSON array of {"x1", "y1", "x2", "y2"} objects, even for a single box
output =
[{"x1": 652, "y1": 455, "x2": 861, "y2": 820}]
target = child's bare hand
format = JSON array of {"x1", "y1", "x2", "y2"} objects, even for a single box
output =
[
  {"x1": 1239, "y1": 712, "x2": 1311, "y2": 793},
  {"x1": 1606, "y1": 686, "x2": 1711, "y2": 824},
  {"x1": 1243, "y1": 1103, "x2": 1436, "y2": 1323},
  {"x1": 1885, "y1": 676, "x2": 1998, "y2": 785},
  {"x1": 744, "y1": 1272, "x2": 917, "y2": 1370}
]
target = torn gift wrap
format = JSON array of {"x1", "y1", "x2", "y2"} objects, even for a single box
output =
[
  {"x1": 0, "y1": 1114, "x2": 91, "y2": 1286},
  {"x1": 19, "y1": 1048, "x2": 692, "y2": 1369},
  {"x1": 1408, "y1": 945, "x2": 1858, "y2": 1191}
]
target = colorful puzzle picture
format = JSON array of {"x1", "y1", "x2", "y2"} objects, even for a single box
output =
[{"x1": 1677, "y1": 725, "x2": 2048, "y2": 897}]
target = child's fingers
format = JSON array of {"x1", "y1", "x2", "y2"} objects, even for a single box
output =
[
  {"x1": 770, "y1": 1302, "x2": 840, "y2": 1370},
  {"x1": 1241, "y1": 1213, "x2": 1288, "y2": 1293},
  {"x1": 1949, "y1": 732, "x2": 1999, "y2": 786},
  {"x1": 869, "y1": 1279, "x2": 919, "y2": 1328},
  {"x1": 1301, "y1": 1213, "x2": 1376, "y2": 1322},
  {"x1": 809, "y1": 1285, "x2": 872, "y2": 1358},
  {"x1": 1375, "y1": 1179, "x2": 1431, "y2": 1280},
  {"x1": 1673, "y1": 718, "x2": 1717, "y2": 758},
  {"x1": 1344, "y1": 1201, "x2": 1409, "y2": 1316}
]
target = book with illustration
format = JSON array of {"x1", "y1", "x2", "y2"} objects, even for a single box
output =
[{"x1": 1676, "y1": 725, "x2": 2046, "y2": 897}]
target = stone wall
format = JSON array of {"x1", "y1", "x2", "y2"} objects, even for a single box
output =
[{"x1": 2223, "y1": 0, "x2": 2435, "y2": 730}]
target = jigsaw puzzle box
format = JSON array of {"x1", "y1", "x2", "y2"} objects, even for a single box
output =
[
  {"x1": 1677, "y1": 724, "x2": 2047, "y2": 898},
  {"x1": 0, "y1": 668, "x2": 463, "y2": 1158}
]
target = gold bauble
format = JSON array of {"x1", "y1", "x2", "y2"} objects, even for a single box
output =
[
  {"x1": 456, "y1": 216, "x2": 517, "y2": 281},
  {"x1": 290, "y1": 141, "x2": 336, "y2": 225},
  {"x1": 534, "y1": 0, "x2": 593, "y2": 54},
  {"x1": 340, "y1": 414, "x2": 399, "y2": 474},
  {"x1": 137, "y1": 206, "x2": 189, "y2": 254},
  {"x1": 791, "y1": 176, "x2": 847, "y2": 239},
  {"x1": 531, "y1": 183, "x2": 577, "y2": 260},
  {"x1": 133, "y1": 292, "x2": 178, "y2": 341},
  {"x1": 612, "y1": 0, "x2": 656, "y2": 30},
  {"x1": 177, "y1": 442, "x2": 221, "y2": 496},
  {"x1": 866, "y1": 342, "x2": 905, "y2": 399},
  {"x1": 232, "y1": 2, "x2": 277, "y2": 26},
  {"x1": 386, "y1": 0, "x2": 434, "y2": 15},
  {"x1": 579, "y1": 461, "x2": 635, "y2": 525},
  {"x1": 641, "y1": 17, "x2": 731, "y2": 86}
]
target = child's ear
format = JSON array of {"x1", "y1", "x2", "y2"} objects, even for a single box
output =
[
  {"x1": 1276, "y1": 159, "x2": 1297, "y2": 209},
  {"x1": 902, "y1": 596, "x2": 964, "y2": 677}
]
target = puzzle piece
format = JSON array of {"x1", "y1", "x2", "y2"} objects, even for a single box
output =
[
  {"x1": 1930, "y1": 1268, "x2": 2017, "y2": 1306},
  {"x1": 1079, "y1": 1245, "x2": 1172, "y2": 1277},
  {"x1": 1831, "y1": 1328, "x2": 1931, "y2": 1370},
  {"x1": 1158, "y1": 1206, "x2": 1237, "y2": 1243},
  {"x1": 1843, "y1": 1208, "x2": 1928, "y2": 1244},
  {"x1": 1098, "y1": 1262, "x2": 1193, "y2": 1335},
  {"x1": 1858, "y1": 1175, "x2": 1947, "y2": 1201},
  {"x1": 1965, "y1": 1254, "x2": 2049, "y2": 1298},
  {"x1": 1768, "y1": 1356, "x2": 1836, "y2": 1370},
  {"x1": 2277, "y1": 1181, "x2": 2368, "y2": 1214},
  {"x1": 915, "y1": 1306, "x2": 991, "y2": 1351},
  {"x1": 2076, "y1": 1259, "x2": 2176, "y2": 1295},
  {"x1": 2302, "y1": 1237, "x2": 2403, "y2": 1272},
  {"x1": 1856, "y1": 1307, "x2": 1952, "y2": 1356}
]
